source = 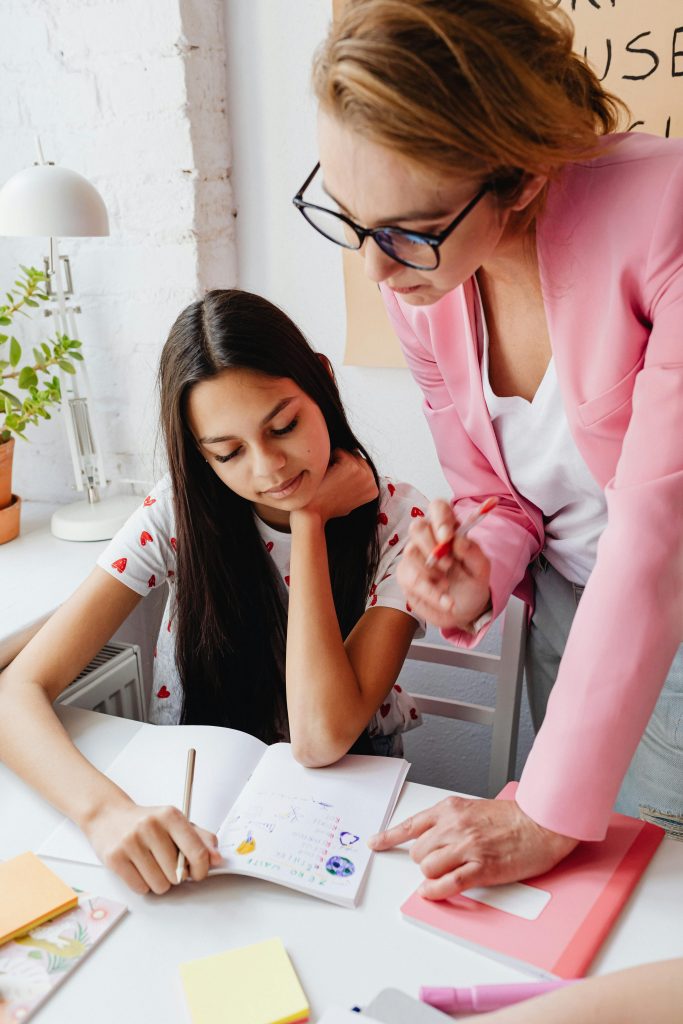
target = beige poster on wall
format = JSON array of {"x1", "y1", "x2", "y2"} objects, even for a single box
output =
[{"x1": 336, "y1": 0, "x2": 683, "y2": 367}]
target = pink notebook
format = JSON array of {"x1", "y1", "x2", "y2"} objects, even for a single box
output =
[{"x1": 401, "y1": 782, "x2": 664, "y2": 979}]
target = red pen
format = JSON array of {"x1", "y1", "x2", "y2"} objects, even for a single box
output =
[{"x1": 425, "y1": 496, "x2": 498, "y2": 569}]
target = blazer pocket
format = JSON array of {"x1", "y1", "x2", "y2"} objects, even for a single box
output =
[{"x1": 577, "y1": 355, "x2": 644, "y2": 430}]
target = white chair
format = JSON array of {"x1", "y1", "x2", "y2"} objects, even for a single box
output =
[{"x1": 406, "y1": 595, "x2": 527, "y2": 797}]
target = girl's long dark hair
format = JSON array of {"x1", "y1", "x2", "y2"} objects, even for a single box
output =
[{"x1": 158, "y1": 289, "x2": 381, "y2": 743}]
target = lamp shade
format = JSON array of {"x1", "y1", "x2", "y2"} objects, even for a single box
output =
[{"x1": 0, "y1": 164, "x2": 109, "y2": 237}]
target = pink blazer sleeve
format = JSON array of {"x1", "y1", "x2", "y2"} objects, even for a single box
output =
[
  {"x1": 380, "y1": 284, "x2": 542, "y2": 648},
  {"x1": 516, "y1": 162, "x2": 683, "y2": 839}
]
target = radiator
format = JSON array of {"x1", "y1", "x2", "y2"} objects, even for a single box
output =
[{"x1": 57, "y1": 641, "x2": 146, "y2": 721}]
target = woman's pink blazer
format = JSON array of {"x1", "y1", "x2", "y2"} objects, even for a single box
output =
[{"x1": 381, "y1": 132, "x2": 683, "y2": 839}]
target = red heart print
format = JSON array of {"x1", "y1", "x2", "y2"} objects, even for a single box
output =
[
  {"x1": 387, "y1": 483, "x2": 396, "y2": 496},
  {"x1": 147, "y1": 574, "x2": 156, "y2": 588},
  {"x1": 377, "y1": 512, "x2": 388, "y2": 526},
  {"x1": 394, "y1": 684, "x2": 402, "y2": 693},
  {"x1": 388, "y1": 533, "x2": 399, "y2": 546},
  {"x1": 411, "y1": 507, "x2": 424, "y2": 518},
  {"x1": 370, "y1": 594, "x2": 377, "y2": 606},
  {"x1": 156, "y1": 685, "x2": 170, "y2": 699},
  {"x1": 410, "y1": 707, "x2": 419, "y2": 720},
  {"x1": 111, "y1": 557, "x2": 127, "y2": 573},
  {"x1": 143, "y1": 495, "x2": 156, "y2": 507},
  {"x1": 380, "y1": 703, "x2": 391, "y2": 718},
  {"x1": 266, "y1": 541, "x2": 274, "y2": 553},
  {"x1": 140, "y1": 530, "x2": 153, "y2": 546},
  {"x1": 167, "y1": 620, "x2": 172, "y2": 632},
  {"x1": 170, "y1": 537, "x2": 177, "y2": 551},
  {"x1": 406, "y1": 602, "x2": 412, "y2": 613},
  {"x1": 284, "y1": 575, "x2": 290, "y2": 586},
  {"x1": 167, "y1": 569, "x2": 175, "y2": 578}
]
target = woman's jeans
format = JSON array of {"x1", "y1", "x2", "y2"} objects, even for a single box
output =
[{"x1": 525, "y1": 556, "x2": 683, "y2": 838}]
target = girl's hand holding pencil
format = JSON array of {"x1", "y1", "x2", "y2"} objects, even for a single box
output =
[
  {"x1": 83, "y1": 797, "x2": 221, "y2": 895},
  {"x1": 397, "y1": 497, "x2": 496, "y2": 632}
]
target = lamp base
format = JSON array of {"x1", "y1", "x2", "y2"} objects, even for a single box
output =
[{"x1": 51, "y1": 494, "x2": 141, "y2": 542}]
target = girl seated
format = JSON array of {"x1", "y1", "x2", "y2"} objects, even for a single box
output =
[{"x1": 0, "y1": 289, "x2": 426, "y2": 895}]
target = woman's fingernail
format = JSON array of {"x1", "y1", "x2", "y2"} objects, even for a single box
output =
[
  {"x1": 439, "y1": 594, "x2": 453, "y2": 610},
  {"x1": 437, "y1": 525, "x2": 451, "y2": 542}
]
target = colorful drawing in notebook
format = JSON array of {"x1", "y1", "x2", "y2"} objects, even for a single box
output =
[
  {"x1": 0, "y1": 852, "x2": 78, "y2": 946},
  {"x1": 236, "y1": 832, "x2": 256, "y2": 855},
  {"x1": 179, "y1": 937, "x2": 309, "y2": 1024},
  {"x1": 0, "y1": 893, "x2": 127, "y2": 1022}
]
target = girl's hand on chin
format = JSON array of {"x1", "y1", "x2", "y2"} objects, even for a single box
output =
[
  {"x1": 396, "y1": 498, "x2": 492, "y2": 631},
  {"x1": 295, "y1": 448, "x2": 379, "y2": 525}
]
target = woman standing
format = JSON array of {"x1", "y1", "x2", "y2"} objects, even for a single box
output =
[{"x1": 293, "y1": 0, "x2": 683, "y2": 897}]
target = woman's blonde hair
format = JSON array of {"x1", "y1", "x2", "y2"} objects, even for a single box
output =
[{"x1": 313, "y1": 0, "x2": 626, "y2": 212}]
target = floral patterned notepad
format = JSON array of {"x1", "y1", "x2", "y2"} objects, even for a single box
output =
[{"x1": 0, "y1": 893, "x2": 126, "y2": 1022}]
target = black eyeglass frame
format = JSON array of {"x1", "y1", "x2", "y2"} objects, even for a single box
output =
[{"x1": 292, "y1": 162, "x2": 491, "y2": 271}]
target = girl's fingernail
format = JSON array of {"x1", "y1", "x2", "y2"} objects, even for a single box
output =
[
  {"x1": 439, "y1": 594, "x2": 453, "y2": 610},
  {"x1": 437, "y1": 525, "x2": 451, "y2": 542}
]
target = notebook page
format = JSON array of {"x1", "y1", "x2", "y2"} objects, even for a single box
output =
[
  {"x1": 216, "y1": 744, "x2": 408, "y2": 906},
  {"x1": 39, "y1": 722, "x2": 266, "y2": 865}
]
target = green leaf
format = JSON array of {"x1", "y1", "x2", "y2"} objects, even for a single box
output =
[
  {"x1": 9, "y1": 337, "x2": 21, "y2": 366},
  {"x1": 0, "y1": 335, "x2": 7, "y2": 344},
  {"x1": 41, "y1": 342, "x2": 51, "y2": 358},
  {"x1": 57, "y1": 359, "x2": 76, "y2": 374},
  {"x1": 70, "y1": 351, "x2": 84, "y2": 360},
  {"x1": 0, "y1": 317, "x2": 11, "y2": 327},
  {"x1": 18, "y1": 366, "x2": 38, "y2": 389},
  {"x1": 24, "y1": 298, "x2": 38, "y2": 308},
  {"x1": 0, "y1": 390, "x2": 21, "y2": 409}
]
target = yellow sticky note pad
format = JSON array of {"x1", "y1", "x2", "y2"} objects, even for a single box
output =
[
  {"x1": 180, "y1": 937, "x2": 309, "y2": 1024},
  {"x1": 0, "y1": 851, "x2": 78, "y2": 945}
]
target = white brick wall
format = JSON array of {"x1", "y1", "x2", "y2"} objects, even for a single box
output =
[{"x1": 0, "y1": 0, "x2": 236, "y2": 502}]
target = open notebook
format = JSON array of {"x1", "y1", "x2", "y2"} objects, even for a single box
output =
[{"x1": 38, "y1": 721, "x2": 408, "y2": 908}]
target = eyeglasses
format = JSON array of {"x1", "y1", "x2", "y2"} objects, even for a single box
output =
[{"x1": 292, "y1": 163, "x2": 490, "y2": 271}]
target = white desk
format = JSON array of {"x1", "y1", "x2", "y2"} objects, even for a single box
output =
[
  {"x1": 2, "y1": 707, "x2": 682, "y2": 1023},
  {"x1": 0, "y1": 502, "x2": 109, "y2": 668}
]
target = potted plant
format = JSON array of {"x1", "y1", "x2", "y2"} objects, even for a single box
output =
[{"x1": 0, "y1": 265, "x2": 82, "y2": 543}]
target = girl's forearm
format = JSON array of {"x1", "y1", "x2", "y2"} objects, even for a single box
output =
[
  {"x1": 475, "y1": 959, "x2": 683, "y2": 1024},
  {"x1": 286, "y1": 511, "x2": 365, "y2": 764},
  {"x1": 0, "y1": 669, "x2": 132, "y2": 828}
]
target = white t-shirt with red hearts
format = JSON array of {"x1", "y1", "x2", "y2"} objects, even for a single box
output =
[{"x1": 97, "y1": 475, "x2": 427, "y2": 750}]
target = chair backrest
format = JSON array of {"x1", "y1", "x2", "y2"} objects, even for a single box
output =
[{"x1": 405, "y1": 596, "x2": 527, "y2": 797}]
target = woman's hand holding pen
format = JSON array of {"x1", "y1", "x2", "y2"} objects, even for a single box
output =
[
  {"x1": 397, "y1": 498, "x2": 493, "y2": 631},
  {"x1": 82, "y1": 797, "x2": 222, "y2": 895}
]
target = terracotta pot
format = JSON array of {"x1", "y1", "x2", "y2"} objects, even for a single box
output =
[
  {"x1": 0, "y1": 493, "x2": 20, "y2": 545},
  {"x1": 0, "y1": 437, "x2": 14, "y2": 510}
]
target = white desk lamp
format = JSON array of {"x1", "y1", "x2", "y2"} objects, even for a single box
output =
[{"x1": 0, "y1": 141, "x2": 139, "y2": 540}]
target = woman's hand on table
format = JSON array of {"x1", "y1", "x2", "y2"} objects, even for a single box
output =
[
  {"x1": 396, "y1": 498, "x2": 492, "y2": 631},
  {"x1": 83, "y1": 799, "x2": 222, "y2": 894},
  {"x1": 368, "y1": 797, "x2": 578, "y2": 898}
]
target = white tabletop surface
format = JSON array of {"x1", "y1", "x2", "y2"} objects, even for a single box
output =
[
  {"x1": 2, "y1": 706, "x2": 682, "y2": 1023},
  {"x1": 0, "y1": 502, "x2": 109, "y2": 668}
]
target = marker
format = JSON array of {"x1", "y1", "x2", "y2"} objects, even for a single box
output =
[
  {"x1": 420, "y1": 979, "x2": 579, "y2": 1013},
  {"x1": 425, "y1": 496, "x2": 499, "y2": 569}
]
